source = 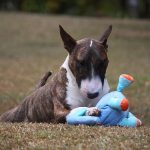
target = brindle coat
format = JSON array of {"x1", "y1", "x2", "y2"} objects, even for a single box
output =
[
  {"x1": 0, "y1": 69, "x2": 69, "y2": 123},
  {"x1": 0, "y1": 25, "x2": 112, "y2": 123}
]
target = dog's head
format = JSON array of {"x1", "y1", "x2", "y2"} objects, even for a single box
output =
[{"x1": 59, "y1": 25, "x2": 112, "y2": 99}]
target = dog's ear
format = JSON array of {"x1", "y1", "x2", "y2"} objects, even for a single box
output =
[
  {"x1": 99, "y1": 25, "x2": 112, "y2": 48},
  {"x1": 59, "y1": 25, "x2": 76, "y2": 54}
]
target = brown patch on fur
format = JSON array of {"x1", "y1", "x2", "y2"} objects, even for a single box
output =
[
  {"x1": 0, "y1": 25, "x2": 112, "y2": 123},
  {"x1": 68, "y1": 38, "x2": 109, "y2": 87},
  {"x1": 59, "y1": 25, "x2": 112, "y2": 88},
  {"x1": 0, "y1": 68, "x2": 70, "y2": 123}
]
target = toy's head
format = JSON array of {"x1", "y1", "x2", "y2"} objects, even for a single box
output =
[
  {"x1": 96, "y1": 74, "x2": 134, "y2": 111},
  {"x1": 116, "y1": 74, "x2": 134, "y2": 110},
  {"x1": 117, "y1": 74, "x2": 134, "y2": 92}
]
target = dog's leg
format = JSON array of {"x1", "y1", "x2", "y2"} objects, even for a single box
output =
[
  {"x1": 54, "y1": 110, "x2": 70, "y2": 123},
  {"x1": 0, "y1": 71, "x2": 53, "y2": 122},
  {"x1": 0, "y1": 68, "x2": 67, "y2": 123},
  {"x1": 0, "y1": 88, "x2": 55, "y2": 123},
  {"x1": 35, "y1": 71, "x2": 52, "y2": 90},
  {"x1": 52, "y1": 99, "x2": 70, "y2": 123},
  {"x1": 86, "y1": 107, "x2": 100, "y2": 116}
]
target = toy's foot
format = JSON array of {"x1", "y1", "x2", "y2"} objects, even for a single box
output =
[
  {"x1": 86, "y1": 107, "x2": 100, "y2": 116},
  {"x1": 137, "y1": 119, "x2": 142, "y2": 127}
]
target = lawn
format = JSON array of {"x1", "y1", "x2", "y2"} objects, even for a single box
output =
[{"x1": 0, "y1": 12, "x2": 150, "y2": 149}]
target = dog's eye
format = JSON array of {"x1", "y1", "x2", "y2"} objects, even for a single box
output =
[{"x1": 77, "y1": 60, "x2": 85, "y2": 67}]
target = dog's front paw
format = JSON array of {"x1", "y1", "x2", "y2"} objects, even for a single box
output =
[{"x1": 86, "y1": 107, "x2": 100, "y2": 116}]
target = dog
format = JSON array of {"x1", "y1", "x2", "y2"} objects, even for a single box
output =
[{"x1": 0, "y1": 25, "x2": 112, "y2": 123}]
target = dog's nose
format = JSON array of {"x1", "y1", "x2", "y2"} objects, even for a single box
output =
[{"x1": 87, "y1": 92, "x2": 99, "y2": 99}]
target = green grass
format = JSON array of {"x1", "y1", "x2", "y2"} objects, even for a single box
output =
[
  {"x1": 0, "y1": 123, "x2": 150, "y2": 150},
  {"x1": 0, "y1": 12, "x2": 150, "y2": 149}
]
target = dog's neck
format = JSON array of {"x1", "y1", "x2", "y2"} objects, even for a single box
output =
[{"x1": 61, "y1": 55, "x2": 110, "y2": 109}]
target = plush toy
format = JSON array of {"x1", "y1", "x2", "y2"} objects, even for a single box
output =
[{"x1": 66, "y1": 74, "x2": 142, "y2": 127}]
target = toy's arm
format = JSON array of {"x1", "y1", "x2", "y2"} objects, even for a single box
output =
[
  {"x1": 97, "y1": 96, "x2": 129, "y2": 111},
  {"x1": 66, "y1": 107, "x2": 101, "y2": 125},
  {"x1": 118, "y1": 112, "x2": 142, "y2": 127},
  {"x1": 107, "y1": 97, "x2": 129, "y2": 111}
]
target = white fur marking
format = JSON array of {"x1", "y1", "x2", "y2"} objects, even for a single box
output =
[
  {"x1": 61, "y1": 55, "x2": 84, "y2": 108},
  {"x1": 91, "y1": 64, "x2": 94, "y2": 77},
  {"x1": 61, "y1": 55, "x2": 110, "y2": 109},
  {"x1": 90, "y1": 40, "x2": 93, "y2": 47},
  {"x1": 81, "y1": 76, "x2": 102, "y2": 94}
]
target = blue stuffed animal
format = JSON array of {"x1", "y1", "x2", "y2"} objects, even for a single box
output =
[{"x1": 66, "y1": 74, "x2": 142, "y2": 127}]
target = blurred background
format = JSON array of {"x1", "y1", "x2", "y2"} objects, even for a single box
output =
[
  {"x1": 0, "y1": 0, "x2": 149, "y2": 126},
  {"x1": 0, "y1": 0, "x2": 150, "y2": 18}
]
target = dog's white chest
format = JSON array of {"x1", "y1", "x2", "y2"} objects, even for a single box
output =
[{"x1": 66, "y1": 83, "x2": 86, "y2": 109}]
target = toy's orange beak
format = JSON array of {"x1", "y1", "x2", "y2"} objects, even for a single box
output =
[
  {"x1": 121, "y1": 98, "x2": 129, "y2": 111},
  {"x1": 122, "y1": 74, "x2": 134, "y2": 82}
]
